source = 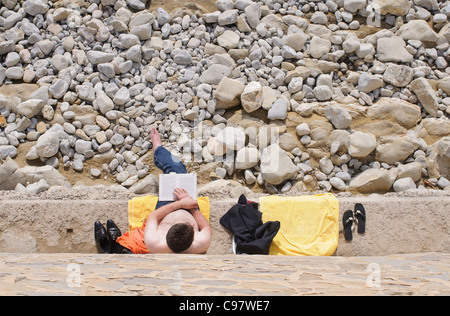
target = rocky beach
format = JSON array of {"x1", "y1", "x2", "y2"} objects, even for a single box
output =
[
  {"x1": 0, "y1": 0, "x2": 450, "y2": 296},
  {"x1": 0, "y1": 0, "x2": 450, "y2": 197}
]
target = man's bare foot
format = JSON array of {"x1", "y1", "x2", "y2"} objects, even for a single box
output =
[{"x1": 150, "y1": 128, "x2": 162, "y2": 153}]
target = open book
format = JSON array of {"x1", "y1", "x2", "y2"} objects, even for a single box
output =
[{"x1": 159, "y1": 173, "x2": 197, "y2": 201}]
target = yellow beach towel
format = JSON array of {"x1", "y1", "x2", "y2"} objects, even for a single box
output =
[
  {"x1": 260, "y1": 194, "x2": 339, "y2": 256},
  {"x1": 128, "y1": 195, "x2": 210, "y2": 230}
]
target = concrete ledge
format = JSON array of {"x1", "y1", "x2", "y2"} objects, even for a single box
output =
[
  {"x1": 0, "y1": 193, "x2": 449, "y2": 256},
  {"x1": 0, "y1": 252, "x2": 448, "y2": 296}
]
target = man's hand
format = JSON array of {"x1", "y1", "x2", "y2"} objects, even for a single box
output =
[
  {"x1": 173, "y1": 187, "x2": 190, "y2": 200},
  {"x1": 173, "y1": 188, "x2": 198, "y2": 210}
]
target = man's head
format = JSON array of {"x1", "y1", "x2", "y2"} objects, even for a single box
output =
[{"x1": 166, "y1": 223, "x2": 194, "y2": 253}]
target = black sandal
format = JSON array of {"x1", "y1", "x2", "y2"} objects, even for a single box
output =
[
  {"x1": 354, "y1": 203, "x2": 366, "y2": 234},
  {"x1": 343, "y1": 210, "x2": 354, "y2": 241}
]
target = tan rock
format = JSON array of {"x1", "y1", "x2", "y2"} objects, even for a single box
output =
[
  {"x1": 437, "y1": 77, "x2": 450, "y2": 95},
  {"x1": 372, "y1": 0, "x2": 411, "y2": 16},
  {"x1": 260, "y1": 144, "x2": 298, "y2": 185},
  {"x1": 427, "y1": 137, "x2": 450, "y2": 179},
  {"x1": 410, "y1": 78, "x2": 438, "y2": 117},
  {"x1": 382, "y1": 64, "x2": 414, "y2": 87},
  {"x1": 14, "y1": 99, "x2": 45, "y2": 118},
  {"x1": 228, "y1": 48, "x2": 249, "y2": 61},
  {"x1": 261, "y1": 86, "x2": 278, "y2": 111},
  {"x1": 421, "y1": 118, "x2": 450, "y2": 137},
  {"x1": 0, "y1": 157, "x2": 26, "y2": 190},
  {"x1": 240, "y1": 82, "x2": 262, "y2": 113},
  {"x1": 355, "y1": 120, "x2": 407, "y2": 138},
  {"x1": 397, "y1": 162, "x2": 423, "y2": 182},
  {"x1": 284, "y1": 32, "x2": 307, "y2": 51},
  {"x1": 375, "y1": 136, "x2": 420, "y2": 164},
  {"x1": 279, "y1": 133, "x2": 299, "y2": 152},
  {"x1": 349, "y1": 168, "x2": 397, "y2": 193},
  {"x1": 346, "y1": 131, "x2": 377, "y2": 158},
  {"x1": 217, "y1": 30, "x2": 240, "y2": 50},
  {"x1": 214, "y1": 77, "x2": 245, "y2": 110},
  {"x1": 367, "y1": 98, "x2": 422, "y2": 129},
  {"x1": 396, "y1": 20, "x2": 439, "y2": 46}
]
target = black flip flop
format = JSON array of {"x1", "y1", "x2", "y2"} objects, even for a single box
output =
[
  {"x1": 343, "y1": 210, "x2": 354, "y2": 241},
  {"x1": 354, "y1": 203, "x2": 366, "y2": 234}
]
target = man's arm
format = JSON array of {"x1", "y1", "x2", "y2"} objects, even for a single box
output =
[
  {"x1": 184, "y1": 208, "x2": 212, "y2": 254},
  {"x1": 190, "y1": 208, "x2": 211, "y2": 234}
]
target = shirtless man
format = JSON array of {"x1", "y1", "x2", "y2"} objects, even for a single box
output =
[
  {"x1": 144, "y1": 128, "x2": 211, "y2": 253},
  {"x1": 144, "y1": 187, "x2": 211, "y2": 253},
  {"x1": 95, "y1": 128, "x2": 212, "y2": 254}
]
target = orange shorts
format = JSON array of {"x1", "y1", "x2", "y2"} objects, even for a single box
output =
[{"x1": 116, "y1": 221, "x2": 149, "y2": 254}]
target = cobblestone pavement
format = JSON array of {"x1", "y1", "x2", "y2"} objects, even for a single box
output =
[{"x1": 0, "y1": 252, "x2": 448, "y2": 296}]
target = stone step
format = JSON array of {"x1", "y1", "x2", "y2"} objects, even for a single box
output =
[{"x1": 0, "y1": 193, "x2": 449, "y2": 256}]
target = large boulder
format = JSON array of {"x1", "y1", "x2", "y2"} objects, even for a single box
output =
[
  {"x1": 410, "y1": 78, "x2": 438, "y2": 117},
  {"x1": 346, "y1": 131, "x2": 377, "y2": 158},
  {"x1": 366, "y1": 98, "x2": 422, "y2": 129},
  {"x1": 0, "y1": 157, "x2": 26, "y2": 190},
  {"x1": 325, "y1": 105, "x2": 352, "y2": 129},
  {"x1": 349, "y1": 168, "x2": 398, "y2": 193},
  {"x1": 128, "y1": 174, "x2": 158, "y2": 194},
  {"x1": 86, "y1": 51, "x2": 115, "y2": 65},
  {"x1": 199, "y1": 64, "x2": 232, "y2": 85},
  {"x1": 260, "y1": 144, "x2": 298, "y2": 185},
  {"x1": 419, "y1": 118, "x2": 450, "y2": 137},
  {"x1": 23, "y1": 0, "x2": 49, "y2": 16},
  {"x1": 393, "y1": 177, "x2": 416, "y2": 192},
  {"x1": 33, "y1": 128, "x2": 60, "y2": 159},
  {"x1": 358, "y1": 73, "x2": 384, "y2": 93},
  {"x1": 214, "y1": 77, "x2": 245, "y2": 109},
  {"x1": 427, "y1": 137, "x2": 450, "y2": 179},
  {"x1": 0, "y1": 146, "x2": 17, "y2": 159},
  {"x1": 437, "y1": 77, "x2": 450, "y2": 95},
  {"x1": 308, "y1": 36, "x2": 331, "y2": 59},
  {"x1": 206, "y1": 137, "x2": 227, "y2": 156},
  {"x1": 371, "y1": 0, "x2": 411, "y2": 16},
  {"x1": 235, "y1": 147, "x2": 260, "y2": 170},
  {"x1": 95, "y1": 90, "x2": 115, "y2": 114},
  {"x1": 14, "y1": 99, "x2": 45, "y2": 118},
  {"x1": 217, "y1": 30, "x2": 240, "y2": 49},
  {"x1": 382, "y1": 64, "x2": 414, "y2": 87},
  {"x1": 396, "y1": 20, "x2": 439, "y2": 46},
  {"x1": 397, "y1": 162, "x2": 423, "y2": 182},
  {"x1": 375, "y1": 136, "x2": 420, "y2": 164},
  {"x1": 343, "y1": 0, "x2": 367, "y2": 13},
  {"x1": 20, "y1": 165, "x2": 71, "y2": 188},
  {"x1": 377, "y1": 37, "x2": 413, "y2": 63}
]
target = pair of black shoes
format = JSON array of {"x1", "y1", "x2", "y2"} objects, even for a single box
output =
[
  {"x1": 94, "y1": 220, "x2": 129, "y2": 254},
  {"x1": 343, "y1": 203, "x2": 366, "y2": 241}
]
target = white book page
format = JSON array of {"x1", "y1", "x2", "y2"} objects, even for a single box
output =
[
  {"x1": 159, "y1": 173, "x2": 197, "y2": 201},
  {"x1": 178, "y1": 173, "x2": 197, "y2": 200},
  {"x1": 159, "y1": 174, "x2": 178, "y2": 201}
]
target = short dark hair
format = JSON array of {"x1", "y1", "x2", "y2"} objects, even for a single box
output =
[{"x1": 166, "y1": 223, "x2": 194, "y2": 253}]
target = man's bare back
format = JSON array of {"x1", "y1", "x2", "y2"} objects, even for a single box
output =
[
  {"x1": 143, "y1": 187, "x2": 211, "y2": 254},
  {"x1": 155, "y1": 209, "x2": 199, "y2": 240}
]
